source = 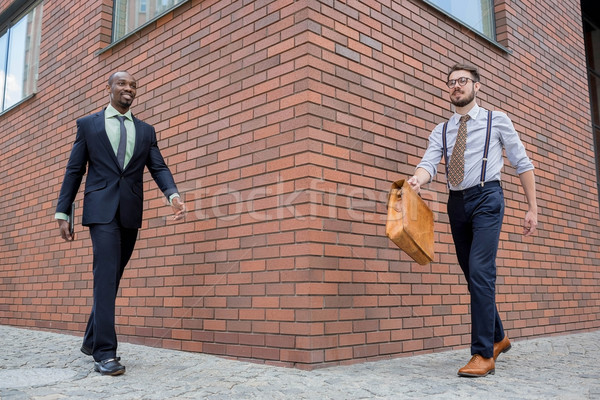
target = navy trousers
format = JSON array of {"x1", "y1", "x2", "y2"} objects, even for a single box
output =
[
  {"x1": 83, "y1": 215, "x2": 138, "y2": 362},
  {"x1": 447, "y1": 181, "x2": 505, "y2": 359}
]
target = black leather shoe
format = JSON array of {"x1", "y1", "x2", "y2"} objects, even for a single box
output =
[
  {"x1": 80, "y1": 345, "x2": 92, "y2": 356},
  {"x1": 94, "y1": 358, "x2": 125, "y2": 376}
]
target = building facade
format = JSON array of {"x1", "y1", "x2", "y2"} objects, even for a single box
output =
[{"x1": 1, "y1": 0, "x2": 599, "y2": 369}]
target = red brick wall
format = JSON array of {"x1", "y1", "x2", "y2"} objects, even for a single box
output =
[{"x1": 1, "y1": 0, "x2": 599, "y2": 369}]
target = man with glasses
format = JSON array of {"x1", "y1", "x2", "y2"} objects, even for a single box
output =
[{"x1": 408, "y1": 64, "x2": 538, "y2": 377}]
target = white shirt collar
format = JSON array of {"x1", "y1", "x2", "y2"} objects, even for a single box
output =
[{"x1": 452, "y1": 103, "x2": 481, "y2": 124}]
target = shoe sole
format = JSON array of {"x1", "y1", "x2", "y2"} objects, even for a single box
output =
[
  {"x1": 94, "y1": 365, "x2": 126, "y2": 376},
  {"x1": 494, "y1": 343, "x2": 512, "y2": 361},
  {"x1": 458, "y1": 369, "x2": 495, "y2": 378}
]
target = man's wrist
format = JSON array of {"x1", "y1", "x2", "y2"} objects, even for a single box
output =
[{"x1": 169, "y1": 193, "x2": 180, "y2": 205}]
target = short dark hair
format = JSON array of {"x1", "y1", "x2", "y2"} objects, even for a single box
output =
[
  {"x1": 107, "y1": 71, "x2": 132, "y2": 86},
  {"x1": 447, "y1": 63, "x2": 480, "y2": 83}
]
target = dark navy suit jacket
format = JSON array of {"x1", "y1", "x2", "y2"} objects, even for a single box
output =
[{"x1": 56, "y1": 109, "x2": 178, "y2": 229}]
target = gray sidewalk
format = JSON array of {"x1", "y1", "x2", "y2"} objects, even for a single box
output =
[{"x1": 0, "y1": 325, "x2": 598, "y2": 399}]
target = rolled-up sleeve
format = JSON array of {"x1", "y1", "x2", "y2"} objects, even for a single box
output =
[
  {"x1": 416, "y1": 123, "x2": 445, "y2": 182},
  {"x1": 496, "y1": 112, "x2": 534, "y2": 174}
]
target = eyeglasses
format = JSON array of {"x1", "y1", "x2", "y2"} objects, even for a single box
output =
[{"x1": 446, "y1": 77, "x2": 476, "y2": 88}]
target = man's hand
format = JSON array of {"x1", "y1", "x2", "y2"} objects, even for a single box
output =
[
  {"x1": 58, "y1": 219, "x2": 74, "y2": 241},
  {"x1": 407, "y1": 175, "x2": 421, "y2": 194},
  {"x1": 522, "y1": 209, "x2": 538, "y2": 236},
  {"x1": 171, "y1": 196, "x2": 186, "y2": 221},
  {"x1": 406, "y1": 168, "x2": 431, "y2": 195}
]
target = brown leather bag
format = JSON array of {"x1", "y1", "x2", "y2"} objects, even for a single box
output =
[{"x1": 385, "y1": 179, "x2": 434, "y2": 265}]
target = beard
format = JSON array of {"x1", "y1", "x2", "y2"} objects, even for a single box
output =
[
  {"x1": 113, "y1": 93, "x2": 134, "y2": 110},
  {"x1": 118, "y1": 98, "x2": 133, "y2": 108},
  {"x1": 451, "y1": 88, "x2": 475, "y2": 108}
]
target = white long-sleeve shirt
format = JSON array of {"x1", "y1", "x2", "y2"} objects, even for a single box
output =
[{"x1": 417, "y1": 103, "x2": 534, "y2": 190}]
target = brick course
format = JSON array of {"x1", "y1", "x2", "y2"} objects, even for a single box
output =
[{"x1": 1, "y1": 0, "x2": 599, "y2": 368}]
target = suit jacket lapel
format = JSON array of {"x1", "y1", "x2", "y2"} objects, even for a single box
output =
[
  {"x1": 127, "y1": 116, "x2": 145, "y2": 170},
  {"x1": 93, "y1": 109, "x2": 121, "y2": 170}
]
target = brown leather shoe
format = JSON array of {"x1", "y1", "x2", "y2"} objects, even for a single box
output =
[
  {"x1": 457, "y1": 354, "x2": 495, "y2": 377},
  {"x1": 493, "y1": 335, "x2": 511, "y2": 361}
]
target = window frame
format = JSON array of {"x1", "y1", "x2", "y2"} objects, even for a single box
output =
[
  {"x1": 108, "y1": 0, "x2": 189, "y2": 45},
  {"x1": 0, "y1": 0, "x2": 43, "y2": 115},
  {"x1": 420, "y1": 0, "x2": 510, "y2": 54},
  {"x1": 582, "y1": 11, "x2": 600, "y2": 208}
]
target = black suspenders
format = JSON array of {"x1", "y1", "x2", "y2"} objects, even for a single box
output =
[
  {"x1": 480, "y1": 110, "x2": 493, "y2": 186},
  {"x1": 442, "y1": 110, "x2": 493, "y2": 188}
]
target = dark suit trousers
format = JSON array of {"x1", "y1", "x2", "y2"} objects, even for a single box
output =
[
  {"x1": 83, "y1": 213, "x2": 138, "y2": 361},
  {"x1": 447, "y1": 181, "x2": 505, "y2": 359}
]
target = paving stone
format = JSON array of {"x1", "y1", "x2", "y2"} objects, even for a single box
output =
[{"x1": 0, "y1": 325, "x2": 598, "y2": 399}]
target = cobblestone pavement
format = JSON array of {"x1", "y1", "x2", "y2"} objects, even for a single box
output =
[{"x1": 1, "y1": 325, "x2": 599, "y2": 399}]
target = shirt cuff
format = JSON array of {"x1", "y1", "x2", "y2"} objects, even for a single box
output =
[
  {"x1": 169, "y1": 193, "x2": 180, "y2": 205},
  {"x1": 55, "y1": 212, "x2": 69, "y2": 221}
]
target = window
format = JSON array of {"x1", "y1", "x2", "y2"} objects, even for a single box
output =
[
  {"x1": 423, "y1": 0, "x2": 495, "y2": 40},
  {"x1": 583, "y1": 19, "x2": 600, "y2": 127},
  {"x1": 113, "y1": 0, "x2": 186, "y2": 42},
  {"x1": 0, "y1": 2, "x2": 43, "y2": 112},
  {"x1": 582, "y1": 0, "x2": 600, "y2": 202}
]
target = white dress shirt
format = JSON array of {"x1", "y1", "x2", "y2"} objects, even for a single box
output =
[{"x1": 417, "y1": 104, "x2": 534, "y2": 190}]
